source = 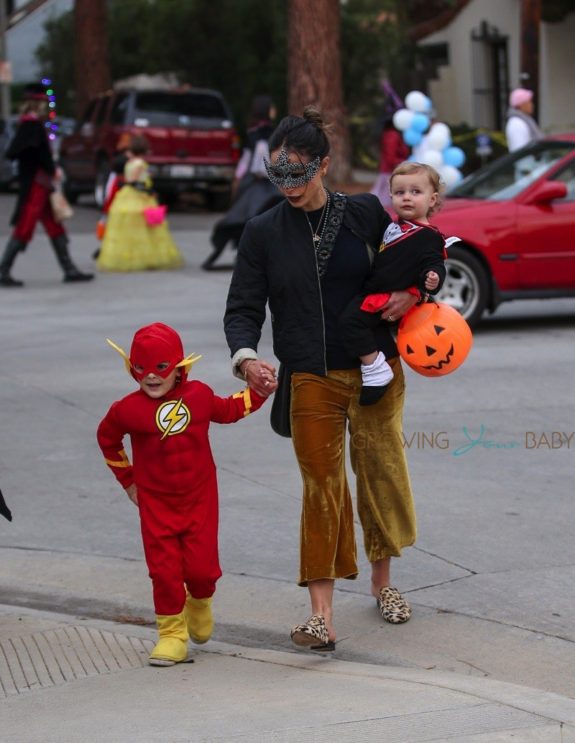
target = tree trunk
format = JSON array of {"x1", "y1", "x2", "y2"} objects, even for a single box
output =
[
  {"x1": 74, "y1": 0, "x2": 111, "y2": 117},
  {"x1": 287, "y1": 0, "x2": 353, "y2": 186}
]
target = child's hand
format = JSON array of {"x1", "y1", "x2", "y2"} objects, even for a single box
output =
[
  {"x1": 125, "y1": 484, "x2": 139, "y2": 506},
  {"x1": 425, "y1": 271, "x2": 440, "y2": 290}
]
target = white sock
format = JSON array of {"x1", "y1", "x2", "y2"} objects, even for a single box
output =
[{"x1": 361, "y1": 351, "x2": 394, "y2": 387}]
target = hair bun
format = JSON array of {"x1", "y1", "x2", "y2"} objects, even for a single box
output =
[{"x1": 303, "y1": 105, "x2": 324, "y2": 130}]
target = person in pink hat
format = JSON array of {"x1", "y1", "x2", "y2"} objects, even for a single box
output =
[{"x1": 505, "y1": 88, "x2": 543, "y2": 152}]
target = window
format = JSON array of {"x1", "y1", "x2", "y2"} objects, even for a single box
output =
[
  {"x1": 450, "y1": 142, "x2": 575, "y2": 200},
  {"x1": 110, "y1": 93, "x2": 129, "y2": 125},
  {"x1": 471, "y1": 21, "x2": 509, "y2": 130},
  {"x1": 130, "y1": 92, "x2": 229, "y2": 127},
  {"x1": 552, "y1": 160, "x2": 575, "y2": 201},
  {"x1": 78, "y1": 100, "x2": 97, "y2": 129},
  {"x1": 94, "y1": 98, "x2": 109, "y2": 126}
]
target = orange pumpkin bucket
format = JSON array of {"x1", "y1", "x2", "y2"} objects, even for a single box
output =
[{"x1": 397, "y1": 302, "x2": 473, "y2": 377}]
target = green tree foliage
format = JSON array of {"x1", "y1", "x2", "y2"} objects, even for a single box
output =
[
  {"x1": 33, "y1": 0, "x2": 575, "y2": 160},
  {"x1": 340, "y1": 0, "x2": 416, "y2": 166},
  {"x1": 35, "y1": 0, "x2": 432, "y2": 164},
  {"x1": 35, "y1": 0, "x2": 287, "y2": 132}
]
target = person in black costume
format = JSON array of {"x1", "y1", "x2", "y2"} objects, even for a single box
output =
[
  {"x1": 202, "y1": 95, "x2": 283, "y2": 270},
  {"x1": 0, "y1": 84, "x2": 93, "y2": 287}
]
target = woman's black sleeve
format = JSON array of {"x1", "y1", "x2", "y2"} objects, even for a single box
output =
[{"x1": 224, "y1": 220, "x2": 269, "y2": 356}]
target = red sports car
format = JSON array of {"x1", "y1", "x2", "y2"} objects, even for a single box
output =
[{"x1": 431, "y1": 135, "x2": 575, "y2": 327}]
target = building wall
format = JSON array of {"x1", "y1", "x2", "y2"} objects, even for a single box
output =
[
  {"x1": 419, "y1": 0, "x2": 520, "y2": 127},
  {"x1": 419, "y1": 0, "x2": 575, "y2": 132},
  {"x1": 540, "y1": 14, "x2": 575, "y2": 132}
]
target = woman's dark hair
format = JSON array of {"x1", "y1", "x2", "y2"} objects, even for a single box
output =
[
  {"x1": 268, "y1": 105, "x2": 330, "y2": 159},
  {"x1": 250, "y1": 95, "x2": 274, "y2": 124}
]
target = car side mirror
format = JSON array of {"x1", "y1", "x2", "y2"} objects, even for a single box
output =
[{"x1": 523, "y1": 180, "x2": 568, "y2": 205}]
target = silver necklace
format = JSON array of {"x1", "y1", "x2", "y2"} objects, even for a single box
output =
[{"x1": 304, "y1": 191, "x2": 330, "y2": 247}]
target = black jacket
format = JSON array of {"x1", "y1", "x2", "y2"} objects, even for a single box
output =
[
  {"x1": 224, "y1": 192, "x2": 391, "y2": 375},
  {"x1": 6, "y1": 118, "x2": 56, "y2": 226},
  {"x1": 364, "y1": 222, "x2": 447, "y2": 295}
]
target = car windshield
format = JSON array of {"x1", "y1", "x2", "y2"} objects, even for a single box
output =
[
  {"x1": 449, "y1": 141, "x2": 575, "y2": 200},
  {"x1": 131, "y1": 92, "x2": 230, "y2": 127}
]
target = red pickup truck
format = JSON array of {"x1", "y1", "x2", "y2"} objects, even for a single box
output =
[{"x1": 59, "y1": 87, "x2": 241, "y2": 210}]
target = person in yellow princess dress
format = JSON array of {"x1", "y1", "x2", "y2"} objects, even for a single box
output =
[{"x1": 97, "y1": 135, "x2": 184, "y2": 272}]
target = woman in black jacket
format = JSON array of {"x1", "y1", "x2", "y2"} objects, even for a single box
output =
[{"x1": 224, "y1": 108, "x2": 417, "y2": 651}]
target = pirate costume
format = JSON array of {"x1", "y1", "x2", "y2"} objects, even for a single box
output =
[{"x1": 0, "y1": 84, "x2": 93, "y2": 287}]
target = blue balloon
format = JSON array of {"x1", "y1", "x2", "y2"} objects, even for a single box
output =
[
  {"x1": 403, "y1": 128, "x2": 423, "y2": 146},
  {"x1": 410, "y1": 113, "x2": 430, "y2": 133},
  {"x1": 423, "y1": 96, "x2": 433, "y2": 112},
  {"x1": 443, "y1": 146, "x2": 466, "y2": 168}
]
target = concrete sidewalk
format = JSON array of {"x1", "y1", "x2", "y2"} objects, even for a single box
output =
[{"x1": 2, "y1": 604, "x2": 574, "y2": 743}]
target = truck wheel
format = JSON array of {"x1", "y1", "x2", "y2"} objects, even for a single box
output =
[{"x1": 435, "y1": 245, "x2": 489, "y2": 328}]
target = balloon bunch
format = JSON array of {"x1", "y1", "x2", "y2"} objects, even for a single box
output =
[{"x1": 392, "y1": 90, "x2": 466, "y2": 189}]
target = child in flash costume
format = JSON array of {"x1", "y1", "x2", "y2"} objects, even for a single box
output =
[{"x1": 97, "y1": 323, "x2": 268, "y2": 666}]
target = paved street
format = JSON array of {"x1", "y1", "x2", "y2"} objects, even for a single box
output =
[{"x1": 0, "y1": 191, "x2": 574, "y2": 740}]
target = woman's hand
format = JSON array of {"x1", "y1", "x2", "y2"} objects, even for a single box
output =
[
  {"x1": 381, "y1": 290, "x2": 418, "y2": 322},
  {"x1": 125, "y1": 484, "x2": 139, "y2": 506},
  {"x1": 241, "y1": 359, "x2": 278, "y2": 397}
]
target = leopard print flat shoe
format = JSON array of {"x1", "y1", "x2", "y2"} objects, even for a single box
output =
[
  {"x1": 290, "y1": 614, "x2": 335, "y2": 651},
  {"x1": 377, "y1": 587, "x2": 412, "y2": 624}
]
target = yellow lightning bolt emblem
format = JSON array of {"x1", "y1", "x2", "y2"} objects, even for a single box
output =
[{"x1": 156, "y1": 398, "x2": 190, "y2": 439}]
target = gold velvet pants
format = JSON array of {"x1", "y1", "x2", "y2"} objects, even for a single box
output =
[{"x1": 290, "y1": 358, "x2": 416, "y2": 586}]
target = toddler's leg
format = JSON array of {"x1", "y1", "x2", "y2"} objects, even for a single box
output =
[
  {"x1": 138, "y1": 491, "x2": 190, "y2": 666},
  {"x1": 181, "y1": 482, "x2": 221, "y2": 644},
  {"x1": 360, "y1": 351, "x2": 394, "y2": 406}
]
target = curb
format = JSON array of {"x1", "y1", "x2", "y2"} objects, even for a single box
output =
[{"x1": 2, "y1": 603, "x2": 575, "y2": 727}]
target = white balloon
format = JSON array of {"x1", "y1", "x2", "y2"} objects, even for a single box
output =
[
  {"x1": 418, "y1": 149, "x2": 443, "y2": 169},
  {"x1": 440, "y1": 164, "x2": 463, "y2": 189},
  {"x1": 392, "y1": 108, "x2": 414, "y2": 131},
  {"x1": 405, "y1": 91, "x2": 428, "y2": 113},
  {"x1": 426, "y1": 122, "x2": 451, "y2": 151}
]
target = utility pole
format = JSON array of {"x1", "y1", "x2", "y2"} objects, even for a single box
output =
[
  {"x1": 520, "y1": 0, "x2": 541, "y2": 118},
  {"x1": 0, "y1": 0, "x2": 12, "y2": 120}
]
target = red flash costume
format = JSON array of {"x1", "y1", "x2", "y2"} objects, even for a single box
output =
[{"x1": 97, "y1": 323, "x2": 266, "y2": 665}]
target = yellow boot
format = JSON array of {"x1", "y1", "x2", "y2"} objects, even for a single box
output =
[
  {"x1": 184, "y1": 595, "x2": 214, "y2": 644},
  {"x1": 149, "y1": 611, "x2": 189, "y2": 666}
]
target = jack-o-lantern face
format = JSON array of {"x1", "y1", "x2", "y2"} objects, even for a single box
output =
[{"x1": 397, "y1": 302, "x2": 472, "y2": 377}]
